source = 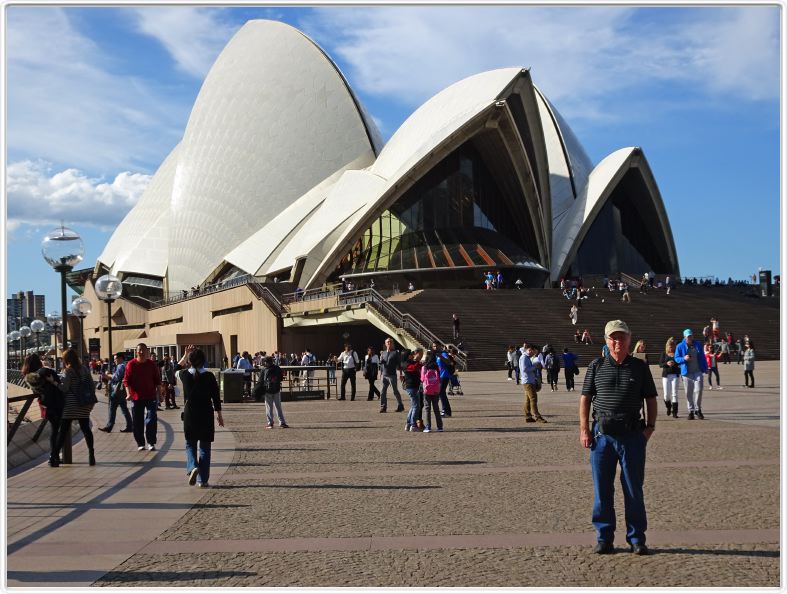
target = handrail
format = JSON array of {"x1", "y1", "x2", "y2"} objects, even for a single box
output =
[
  {"x1": 7, "y1": 394, "x2": 38, "y2": 444},
  {"x1": 619, "y1": 271, "x2": 644, "y2": 288},
  {"x1": 334, "y1": 288, "x2": 468, "y2": 371},
  {"x1": 248, "y1": 282, "x2": 285, "y2": 315},
  {"x1": 151, "y1": 273, "x2": 256, "y2": 309}
]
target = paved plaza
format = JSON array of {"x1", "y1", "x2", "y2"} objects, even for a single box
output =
[{"x1": 6, "y1": 361, "x2": 780, "y2": 587}]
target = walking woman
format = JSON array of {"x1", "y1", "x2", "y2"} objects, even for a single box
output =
[
  {"x1": 363, "y1": 347, "x2": 381, "y2": 401},
  {"x1": 52, "y1": 349, "x2": 97, "y2": 466},
  {"x1": 23, "y1": 354, "x2": 64, "y2": 467},
  {"x1": 177, "y1": 346, "x2": 224, "y2": 487},
  {"x1": 743, "y1": 340, "x2": 756, "y2": 388},
  {"x1": 659, "y1": 338, "x2": 680, "y2": 417}
]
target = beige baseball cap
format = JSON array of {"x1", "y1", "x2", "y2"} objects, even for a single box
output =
[{"x1": 604, "y1": 320, "x2": 631, "y2": 338}]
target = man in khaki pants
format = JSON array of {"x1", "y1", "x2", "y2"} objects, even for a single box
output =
[{"x1": 519, "y1": 343, "x2": 546, "y2": 423}]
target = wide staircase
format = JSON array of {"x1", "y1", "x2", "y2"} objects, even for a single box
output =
[{"x1": 394, "y1": 286, "x2": 779, "y2": 371}]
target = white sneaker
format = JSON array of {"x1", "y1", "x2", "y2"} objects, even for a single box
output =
[
  {"x1": 423, "y1": 428, "x2": 431, "y2": 433},
  {"x1": 708, "y1": 386, "x2": 713, "y2": 390},
  {"x1": 146, "y1": 444, "x2": 156, "y2": 451},
  {"x1": 188, "y1": 467, "x2": 199, "y2": 486},
  {"x1": 198, "y1": 482, "x2": 209, "y2": 489},
  {"x1": 137, "y1": 446, "x2": 145, "y2": 451},
  {"x1": 717, "y1": 386, "x2": 724, "y2": 390},
  {"x1": 507, "y1": 377, "x2": 512, "y2": 381}
]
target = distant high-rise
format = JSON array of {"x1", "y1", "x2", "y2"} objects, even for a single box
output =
[{"x1": 7, "y1": 290, "x2": 46, "y2": 330}]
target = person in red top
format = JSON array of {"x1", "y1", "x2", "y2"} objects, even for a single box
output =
[{"x1": 124, "y1": 343, "x2": 162, "y2": 451}]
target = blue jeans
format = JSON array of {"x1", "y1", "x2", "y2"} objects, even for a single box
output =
[
  {"x1": 380, "y1": 375, "x2": 402, "y2": 408},
  {"x1": 439, "y1": 377, "x2": 452, "y2": 415},
  {"x1": 185, "y1": 439, "x2": 212, "y2": 485},
  {"x1": 132, "y1": 399, "x2": 158, "y2": 447},
  {"x1": 107, "y1": 389, "x2": 132, "y2": 429},
  {"x1": 590, "y1": 422, "x2": 648, "y2": 545},
  {"x1": 405, "y1": 387, "x2": 419, "y2": 427}
]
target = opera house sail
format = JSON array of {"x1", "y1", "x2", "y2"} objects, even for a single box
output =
[{"x1": 98, "y1": 19, "x2": 679, "y2": 300}]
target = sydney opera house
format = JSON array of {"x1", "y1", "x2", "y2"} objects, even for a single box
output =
[{"x1": 76, "y1": 19, "x2": 678, "y2": 362}]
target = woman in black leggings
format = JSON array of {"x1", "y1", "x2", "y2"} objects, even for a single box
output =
[{"x1": 52, "y1": 349, "x2": 97, "y2": 466}]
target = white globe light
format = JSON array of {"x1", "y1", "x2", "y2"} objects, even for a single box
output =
[
  {"x1": 42, "y1": 225, "x2": 84, "y2": 270},
  {"x1": 47, "y1": 312, "x2": 62, "y2": 327},
  {"x1": 95, "y1": 274, "x2": 123, "y2": 301},
  {"x1": 71, "y1": 296, "x2": 93, "y2": 317},
  {"x1": 9, "y1": 331, "x2": 21, "y2": 342},
  {"x1": 31, "y1": 319, "x2": 45, "y2": 333},
  {"x1": 19, "y1": 326, "x2": 32, "y2": 338}
]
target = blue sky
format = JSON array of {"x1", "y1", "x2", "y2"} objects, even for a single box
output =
[{"x1": 4, "y1": 5, "x2": 782, "y2": 312}]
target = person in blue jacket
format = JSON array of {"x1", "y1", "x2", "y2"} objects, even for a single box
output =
[{"x1": 674, "y1": 329, "x2": 708, "y2": 420}]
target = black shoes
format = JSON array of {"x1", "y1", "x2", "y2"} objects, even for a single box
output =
[
  {"x1": 696, "y1": 409, "x2": 705, "y2": 420},
  {"x1": 338, "y1": 397, "x2": 346, "y2": 401},
  {"x1": 120, "y1": 427, "x2": 133, "y2": 432},
  {"x1": 98, "y1": 426, "x2": 112, "y2": 433},
  {"x1": 88, "y1": 449, "x2": 96, "y2": 466},
  {"x1": 367, "y1": 397, "x2": 374, "y2": 401},
  {"x1": 687, "y1": 411, "x2": 695, "y2": 420},
  {"x1": 379, "y1": 407, "x2": 387, "y2": 413},
  {"x1": 665, "y1": 401, "x2": 672, "y2": 416},
  {"x1": 48, "y1": 457, "x2": 60, "y2": 468},
  {"x1": 630, "y1": 543, "x2": 649, "y2": 555},
  {"x1": 395, "y1": 404, "x2": 405, "y2": 412},
  {"x1": 672, "y1": 404, "x2": 678, "y2": 418},
  {"x1": 594, "y1": 541, "x2": 615, "y2": 554}
]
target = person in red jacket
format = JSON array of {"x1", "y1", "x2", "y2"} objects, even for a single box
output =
[{"x1": 124, "y1": 343, "x2": 162, "y2": 451}]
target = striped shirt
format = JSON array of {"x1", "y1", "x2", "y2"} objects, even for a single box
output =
[{"x1": 581, "y1": 355, "x2": 657, "y2": 416}]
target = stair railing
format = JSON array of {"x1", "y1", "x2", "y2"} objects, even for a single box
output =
[
  {"x1": 248, "y1": 282, "x2": 286, "y2": 316},
  {"x1": 336, "y1": 289, "x2": 468, "y2": 371},
  {"x1": 619, "y1": 272, "x2": 644, "y2": 288}
]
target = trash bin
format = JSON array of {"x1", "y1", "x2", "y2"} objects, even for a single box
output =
[{"x1": 222, "y1": 370, "x2": 245, "y2": 403}]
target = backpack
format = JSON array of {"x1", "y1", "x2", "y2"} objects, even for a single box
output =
[{"x1": 422, "y1": 367, "x2": 441, "y2": 395}]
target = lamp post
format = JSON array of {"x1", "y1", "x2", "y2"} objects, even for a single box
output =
[
  {"x1": 9, "y1": 330, "x2": 21, "y2": 369},
  {"x1": 30, "y1": 319, "x2": 45, "y2": 353},
  {"x1": 42, "y1": 227, "x2": 83, "y2": 467},
  {"x1": 70, "y1": 297, "x2": 92, "y2": 363},
  {"x1": 19, "y1": 326, "x2": 31, "y2": 360},
  {"x1": 95, "y1": 274, "x2": 122, "y2": 371},
  {"x1": 46, "y1": 312, "x2": 62, "y2": 369},
  {"x1": 42, "y1": 225, "x2": 84, "y2": 368}
]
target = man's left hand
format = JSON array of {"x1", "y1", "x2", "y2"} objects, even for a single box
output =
[{"x1": 643, "y1": 426, "x2": 655, "y2": 442}]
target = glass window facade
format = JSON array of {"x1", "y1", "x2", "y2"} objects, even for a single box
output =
[
  {"x1": 568, "y1": 168, "x2": 675, "y2": 276},
  {"x1": 336, "y1": 141, "x2": 543, "y2": 279}
]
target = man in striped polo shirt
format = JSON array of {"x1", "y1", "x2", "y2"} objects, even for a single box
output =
[{"x1": 579, "y1": 320, "x2": 658, "y2": 555}]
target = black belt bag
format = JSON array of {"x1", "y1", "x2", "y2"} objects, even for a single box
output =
[{"x1": 595, "y1": 412, "x2": 643, "y2": 435}]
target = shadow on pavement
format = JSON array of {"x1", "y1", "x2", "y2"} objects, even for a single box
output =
[
  {"x1": 95, "y1": 570, "x2": 257, "y2": 584},
  {"x1": 654, "y1": 547, "x2": 779, "y2": 558}
]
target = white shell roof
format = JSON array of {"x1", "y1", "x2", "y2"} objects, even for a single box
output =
[
  {"x1": 370, "y1": 68, "x2": 523, "y2": 181},
  {"x1": 165, "y1": 20, "x2": 380, "y2": 291},
  {"x1": 98, "y1": 143, "x2": 180, "y2": 274},
  {"x1": 551, "y1": 146, "x2": 640, "y2": 280}
]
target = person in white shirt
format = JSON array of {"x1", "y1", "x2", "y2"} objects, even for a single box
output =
[
  {"x1": 300, "y1": 349, "x2": 315, "y2": 390},
  {"x1": 337, "y1": 344, "x2": 360, "y2": 400}
]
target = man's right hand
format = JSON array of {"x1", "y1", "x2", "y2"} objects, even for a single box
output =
[{"x1": 580, "y1": 427, "x2": 593, "y2": 448}]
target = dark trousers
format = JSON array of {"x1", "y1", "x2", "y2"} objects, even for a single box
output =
[
  {"x1": 367, "y1": 376, "x2": 380, "y2": 400},
  {"x1": 547, "y1": 368, "x2": 560, "y2": 388},
  {"x1": 439, "y1": 377, "x2": 452, "y2": 416},
  {"x1": 424, "y1": 393, "x2": 443, "y2": 430},
  {"x1": 340, "y1": 369, "x2": 356, "y2": 400},
  {"x1": 565, "y1": 369, "x2": 576, "y2": 390},
  {"x1": 745, "y1": 370, "x2": 755, "y2": 386},
  {"x1": 590, "y1": 424, "x2": 648, "y2": 545},
  {"x1": 707, "y1": 367, "x2": 720, "y2": 386},
  {"x1": 54, "y1": 417, "x2": 94, "y2": 459},
  {"x1": 506, "y1": 363, "x2": 514, "y2": 379},
  {"x1": 46, "y1": 414, "x2": 62, "y2": 462},
  {"x1": 106, "y1": 391, "x2": 132, "y2": 429},
  {"x1": 162, "y1": 382, "x2": 177, "y2": 408},
  {"x1": 132, "y1": 399, "x2": 158, "y2": 446}
]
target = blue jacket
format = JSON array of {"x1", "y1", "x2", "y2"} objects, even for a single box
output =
[
  {"x1": 674, "y1": 339, "x2": 708, "y2": 375},
  {"x1": 436, "y1": 351, "x2": 452, "y2": 379}
]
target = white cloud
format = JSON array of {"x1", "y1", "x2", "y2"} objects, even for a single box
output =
[
  {"x1": 131, "y1": 7, "x2": 237, "y2": 79},
  {"x1": 7, "y1": 160, "x2": 151, "y2": 230},
  {"x1": 302, "y1": 6, "x2": 780, "y2": 123},
  {"x1": 6, "y1": 7, "x2": 187, "y2": 174}
]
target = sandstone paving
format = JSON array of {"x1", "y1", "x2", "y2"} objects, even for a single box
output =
[{"x1": 8, "y1": 361, "x2": 781, "y2": 587}]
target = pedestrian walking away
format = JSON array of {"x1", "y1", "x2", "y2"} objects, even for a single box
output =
[
  {"x1": 519, "y1": 342, "x2": 546, "y2": 423},
  {"x1": 124, "y1": 342, "x2": 162, "y2": 450},
  {"x1": 258, "y1": 356, "x2": 288, "y2": 428},
  {"x1": 379, "y1": 337, "x2": 404, "y2": 412},
  {"x1": 659, "y1": 338, "x2": 680, "y2": 417},
  {"x1": 545, "y1": 348, "x2": 560, "y2": 391},
  {"x1": 177, "y1": 346, "x2": 224, "y2": 488},
  {"x1": 579, "y1": 320, "x2": 658, "y2": 555},
  {"x1": 52, "y1": 349, "x2": 98, "y2": 466},
  {"x1": 562, "y1": 347, "x2": 579, "y2": 391},
  {"x1": 452, "y1": 313, "x2": 461, "y2": 341},
  {"x1": 98, "y1": 352, "x2": 133, "y2": 433},
  {"x1": 363, "y1": 347, "x2": 381, "y2": 400},
  {"x1": 337, "y1": 343, "x2": 360, "y2": 401},
  {"x1": 22, "y1": 354, "x2": 65, "y2": 467},
  {"x1": 674, "y1": 329, "x2": 708, "y2": 420}
]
